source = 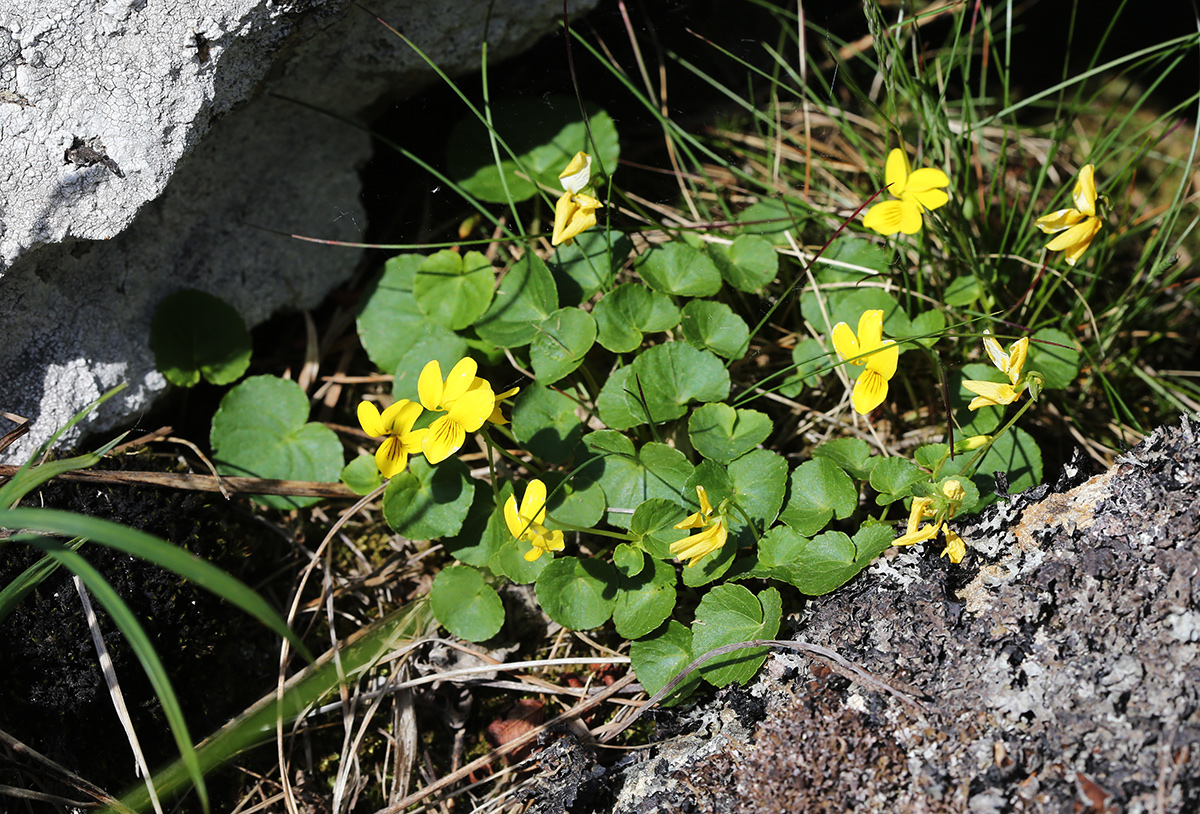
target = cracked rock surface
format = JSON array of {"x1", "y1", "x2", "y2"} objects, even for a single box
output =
[{"x1": 540, "y1": 413, "x2": 1200, "y2": 813}]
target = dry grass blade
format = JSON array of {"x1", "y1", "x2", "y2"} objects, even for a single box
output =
[{"x1": 0, "y1": 465, "x2": 358, "y2": 498}]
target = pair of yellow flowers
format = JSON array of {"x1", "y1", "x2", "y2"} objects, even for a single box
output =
[
  {"x1": 833, "y1": 310, "x2": 1029, "y2": 417},
  {"x1": 864, "y1": 148, "x2": 1103, "y2": 267},
  {"x1": 357, "y1": 358, "x2": 517, "y2": 479}
]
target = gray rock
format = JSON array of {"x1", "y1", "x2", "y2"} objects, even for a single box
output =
[
  {"x1": 550, "y1": 413, "x2": 1200, "y2": 813},
  {"x1": 0, "y1": 0, "x2": 596, "y2": 462}
]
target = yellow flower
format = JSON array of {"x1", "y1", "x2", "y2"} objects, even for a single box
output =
[
  {"x1": 671, "y1": 486, "x2": 728, "y2": 567},
  {"x1": 862, "y1": 148, "x2": 950, "y2": 236},
  {"x1": 962, "y1": 331, "x2": 1029, "y2": 411},
  {"x1": 418, "y1": 358, "x2": 496, "y2": 464},
  {"x1": 504, "y1": 479, "x2": 565, "y2": 562},
  {"x1": 832, "y1": 309, "x2": 899, "y2": 415},
  {"x1": 893, "y1": 480, "x2": 967, "y2": 563},
  {"x1": 488, "y1": 385, "x2": 521, "y2": 425},
  {"x1": 1035, "y1": 163, "x2": 1102, "y2": 266},
  {"x1": 357, "y1": 399, "x2": 427, "y2": 479},
  {"x1": 551, "y1": 151, "x2": 602, "y2": 246}
]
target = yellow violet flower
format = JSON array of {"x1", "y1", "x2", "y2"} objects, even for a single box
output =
[
  {"x1": 357, "y1": 399, "x2": 427, "y2": 479},
  {"x1": 488, "y1": 385, "x2": 521, "y2": 425},
  {"x1": 962, "y1": 331, "x2": 1029, "y2": 411},
  {"x1": 893, "y1": 479, "x2": 967, "y2": 564},
  {"x1": 418, "y1": 357, "x2": 496, "y2": 464},
  {"x1": 551, "y1": 151, "x2": 602, "y2": 246},
  {"x1": 505, "y1": 479, "x2": 565, "y2": 562},
  {"x1": 1035, "y1": 164, "x2": 1102, "y2": 266},
  {"x1": 832, "y1": 309, "x2": 899, "y2": 415},
  {"x1": 671, "y1": 486, "x2": 728, "y2": 567},
  {"x1": 862, "y1": 148, "x2": 950, "y2": 236}
]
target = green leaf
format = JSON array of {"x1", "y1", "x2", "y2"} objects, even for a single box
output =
[
  {"x1": 914, "y1": 443, "x2": 949, "y2": 471},
  {"x1": 822, "y1": 236, "x2": 890, "y2": 276},
  {"x1": 903, "y1": 308, "x2": 946, "y2": 348},
  {"x1": 474, "y1": 252, "x2": 558, "y2": 348},
  {"x1": 629, "y1": 620, "x2": 701, "y2": 704},
  {"x1": 869, "y1": 457, "x2": 927, "y2": 506},
  {"x1": 390, "y1": 332, "x2": 471, "y2": 404},
  {"x1": 680, "y1": 300, "x2": 750, "y2": 359},
  {"x1": 209, "y1": 376, "x2": 343, "y2": 510},
  {"x1": 443, "y1": 481, "x2": 506, "y2": 568},
  {"x1": 597, "y1": 344, "x2": 731, "y2": 430},
  {"x1": 636, "y1": 241, "x2": 722, "y2": 297},
  {"x1": 780, "y1": 458, "x2": 857, "y2": 536},
  {"x1": 1029, "y1": 328, "x2": 1079, "y2": 390},
  {"x1": 613, "y1": 543, "x2": 645, "y2": 578},
  {"x1": 535, "y1": 556, "x2": 619, "y2": 630},
  {"x1": 413, "y1": 250, "x2": 494, "y2": 330},
  {"x1": 592, "y1": 283, "x2": 680, "y2": 353},
  {"x1": 758, "y1": 524, "x2": 808, "y2": 568},
  {"x1": 709, "y1": 234, "x2": 777, "y2": 293},
  {"x1": 779, "y1": 338, "x2": 832, "y2": 397},
  {"x1": 548, "y1": 230, "x2": 630, "y2": 306},
  {"x1": 812, "y1": 437, "x2": 876, "y2": 481},
  {"x1": 614, "y1": 557, "x2": 677, "y2": 640},
  {"x1": 430, "y1": 565, "x2": 505, "y2": 642},
  {"x1": 692, "y1": 585, "x2": 781, "y2": 686},
  {"x1": 680, "y1": 528, "x2": 737, "y2": 588},
  {"x1": 511, "y1": 385, "x2": 584, "y2": 464},
  {"x1": 785, "y1": 531, "x2": 863, "y2": 595},
  {"x1": 340, "y1": 455, "x2": 383, "y2": 496},
  {"x1": 448, "y1": 97, "x2": 619, "y2": 203},
  {"x1": 735, "y1": 197, "x2": 801, "y2": 236},
  {"x1": 688, "y1": 403, "x2": 772, "y2": 465},
  {"x1": 630, "y1": 498, "x2": 689, "y2": 560},
  {"x1": 358, "y1": 254, "x2": 465, "y2": 377},
  {"x1": 803, "y1": 286, "x2": 907, "y2": 340},
  {"x1": 582, "y1": 429, "x2": 635, "y2": 458},
  {"x1": 727, "y1": 449, "x2": 787, "y2": 526},
  {"x1": 594, "y1": 443, "x2": 693, "y2": 530},
  {"x1": 949, "y1": 426, "x2": 1043, "y2": 504},
  {"x1": 853, "y1": 521, "x2": 897, "y2": 564},
  {"x1": 382, "y1": 457, "x2": 474, "y2": 540},
  {"x1": 944, "y1": 275, "x2": 983, "y2": 307},
  {"x1": 530, "y1": 308, "x2": 597, "y2": 384},
  {"x1": 544, "y1": 469, "x2": 607, "y2": 529},
  {"x1": 151, "y1": 289, "x2": 251, "y2": 387}
]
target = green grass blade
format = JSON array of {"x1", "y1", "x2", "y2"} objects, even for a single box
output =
[
  {"x1": 0, "y1": 508, "x2": 314, "y2": 664},
  {"x1": 0, "y1": 434, "x2": 126, "y2": 510},
  {"x1": 115, "y1": 599, "x2": 434, "y2": 812}
]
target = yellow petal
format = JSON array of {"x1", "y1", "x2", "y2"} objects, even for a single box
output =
[
  {"x1": 446, "y1": 386, "x2": 495, "y2": 434},
  {"x1": 1053, "y1": 218, "x2": 1102, "y2": 266},
  {"x1": 696, "y1": 485, "x2": 713, "y2": 518},
  {"x1": 422, "y1": 415, "x2": 465, "y2": 464},
  {"x1": 375, "y1": 435, "x2": 408, "y2": 480},
  {"x1": 903, "y1": 186, "x2": 949, "y2": 213},
  {"x1": 893, "y1": 522, "x2": 939, "y2": 547},
  {"x1": 941, "y1": 479, "x2": 966, "y2": 502},
  {"x1": 674, "y1": 510, "x2": 707, "y2": 530},
  {"x1": 357, "y1": 401, "x2": 386, "y2": 437},
  {"x1": 963, "y1": 380, "x2": 1019, "y2": 410},
  {"x1": 559, "y1": 151, "x2": 592, "y2": 193},
  {"x1": 864, "y1": 339, "x2": 898, "y2": 380},
  {"x1": 520, "y1": 479, "x2": 549, "y2": 526},
  {"x1": 1035, "y1": 207, "x2": 1085, "y2": 234},
  {"x1": 982, "y1": 331, "x2": 1008, "y2": 374},
  {"x1": 551, "y1": 191, "x2": 576, "y2": 246},
  {"x1": 1006, "y1": 337, "x2": 1029, "y2": 384},
  {"x1": 851, "y1": 368, "x2": 889, "y2": 414},
  {"x1": 831, "y1": 321, "x2": 861, "y2": 363},
  {"x1": 941, "y1": 529, "x2": 966, "y2": 564},
  {"x1": 442, "y1": 357, "x2": 479, "y2": 403},
  {"x1": 418, "y1": 360, "x2": 443, "y2": 411},
  {"x1": 1073, "y1": 164, "x2": 1097, "y2": 217},
  {"x1": 552, "y1": 195, "x2": 598, "y2": 245},
  {"x1": 895, "y1": 200, "x2": 925, "y2": 235},
  {"x1": 884, "y1": 148, "x2": 911, "y2": 195},
  {"x1": 856, "y1": 309, "x2": 884, "y2": 352},
  {"x1": 906, "y1": 497, "x2": 935, "y2": 536},
  {"x1": 401, "y1": 427, "x2": 428, "y2": 454},
  {"x1": 904, "y1": 167, "x2": 950, "y2": 194},
  {"x1": 504, "y1": 494, "x2": 526, "y2": 540},
  {"x1": 382, "y1": 399, "x2": 421, "y2": 434},
  {"x1": 670, "y1": 521, "x2": 728, "y2": 567},
  {"x1": 862, "y1": 199, "x2": 908, "y2": 236}
]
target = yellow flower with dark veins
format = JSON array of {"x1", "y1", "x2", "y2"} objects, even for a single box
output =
[
  {"x1": 1036, "y1": 163, "x2": 1102, "y2": 266},
  {"x1": 357, "y1": 399, "x2": 427, "y2": 479},
  {"x1": 862, "y1": 148, "x2": 950, "y2": 236},
  {"x1": 671, "y1": 486, "x2": 728, "y2": 567},
  {"x1": 551, "y1": 151, "x2": 602, "y2": 246},
  {"x1": 504, "y1": 479, "x2": 565, "y2": 562},
  {"x1": 893, "y1": 479, "x2": 968, "y2": 563},
  {"x1": 418, "y1": 358, "x2": 496, "y2": 464},
  {"x1": 962, "y1": 331, "x2": 1029, "y2": 411},
  {"x1": 832, "y1": 309, "x2": 899, "y2": 415}
]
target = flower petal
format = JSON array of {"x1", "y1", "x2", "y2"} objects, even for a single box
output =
[
  {"x1": 1055, "y1": 218, "x2": 1102, "y2": 266},
  {"x1": 941, "y1": 529, "x2": 966, "y2": 563},
  {"x1": 1073, "y1": 164, "x2": 1097, "y2": 217},
  {"x1": 559, "y1": 151, "x2": 592, "y2": 194},
  {"x1": 856, "y1": 309, "x2": 884, "y2": 351},
  {"x1": 504, "y1": 493, "x2": 526, "y2": 540},
  {"x1": 442, "y1": 357, "x2": 479, "y2": 403},
  {"x1": 982, "y1": 331, "x2": 1008, "y2": 373},
  {"x1": 893, "y1": 522, "x2": 939, "y2": 547},
  {"x1": 422, "y1": 415, "x2": 466, "y2": 464},
  {"x1": 520, "y1": 479, "x2": 549, "y2": 526},
  {"x1": 903, "y1": 186, "x2": 949, "y2": 212},
  {"x1": 884, "y1": 148, "x2": 911, "y2": 195},
  {"x1": 862, "y1": 199, "x2": 908, "y2": 236},
  {"x1": 1006, "y1": 337, "x2": 1029, "y2": 384},
  {"x1": 865, "y1": 339, "x2": 898, "y2": 379},
  {"x1": 670, "y1": 521, "x2": 728, "y2": 567},
  {"x1": 895, "y1": 200, "x2": 925, "y2": 235},
  {"x1": 418, "y1": 360, "x2": 444, "y2": 411},
  {"x1": 831, "y1": 321, "x2": 861, "y2": 363},
  {"x1": 357, "y1": 401, "x2": 386, "y2": 437},
  {"x1": 851, "y1": 368, "x2": 889, "y2": 414},
  {"x1": 904, "y1": 167, "x2": 950, "y2": 194},
  {"x1": 1035, "y1": 207, "x2": 1085, "y2": 234},
  {"x1": 696, "y1": 485, "x2": 713, "y2": 518},
  {"x1": 375, "y1": 436, "x2": 408, "y2": 480},
  {"x1": 963, "y1": 379, "x2": 1019, "y2": 410},
  {"x1": 446, "y1": 386, "x2": 495, "y2": 434}
]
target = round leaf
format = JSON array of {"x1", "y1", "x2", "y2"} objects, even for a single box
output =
[
  {"x1": 413, "y1": 250, "x2": 494, "y2": 330},
  {"x1": 709, "y1": 234, "x2": 778, "y2": 293},
  {"x1": 511, "y1": 385, "x2": 585, "y2": 464},
  {"x1": 474, "y1": 253, "x2": 558, "y2": 348},
  {"x1": 151, "y1": 289, "x2": 251, "y2": 387},
  {"x1": 728, "y1": 449, "x2": 787, "y2": 526},
  {"x1": 382, "y1": 457, "x2": 474, "y2": 540},
  {"x1": 341, "y1": 454, "x2": 383, "y2": 496},
  {"x1": 1029, "y1": 328, "x2": 1079, "y2": 390},
  {"x1": 691, "y1": 584, "x2": 781, "y2": 686},
  {"x1": 688, "y1": 403, "x2": 772, "y2": 464},
  {"x1": 614, "y1": 557, "x2": 677, "y2": 640},
  {"x1": 636, "y1": 242, "x2": 722, "y2": 297},
  {"x1": 530, "y1": 308, "x2": 597, "y2": 384},
  {"x1": 630, "y1": 620, "x2": 701, "y2": 704},
  {"x1": 780, "y1": 458, "x2": 857, "y2": 536},
  {"x1": 535, "y1": 556, "x2": 619, "y2": 630},
  {"x1": 209, "y1": 376, "x2": 343, "y2": 510},
  {"x1": 431, "y1": 566, "x2": 504, "y2": 642},
  {"x1": 549, "y1": 230, "x2": 630, "y2": 306},
  {"x1": 359, "y1": 254, "x2": 463, "y2": 376},
  {"x1": 594, "y1": 443, "x2": 693, "y2": 530},
  {"x1": 593, "y1": 283, "x2": 680, "y2": 353},
  {"x1": 680, "y1": 300, "x2": 750, "y2": 359}
]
